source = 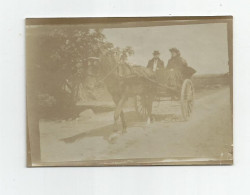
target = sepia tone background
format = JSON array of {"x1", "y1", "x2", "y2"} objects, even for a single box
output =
[
  {"x1": 3, "y1": 0, "x2": 250, "y2": 194},
  {"x1": 26, "y1": 17, "x2": 233, "y2": 166},
  {"x1": 103, "y1": 23, "x2": 229, "y2": 74}
]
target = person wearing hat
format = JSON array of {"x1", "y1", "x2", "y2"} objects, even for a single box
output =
[
  {"x1": 166, "y1": 48, "x2": 188, "y2": 73},
  {"x1": 165, "y1": 48, "x2": 196, "y2": 90},
  {"x1": 147, "y1": 50, "x2": 164, "y2": 72}
]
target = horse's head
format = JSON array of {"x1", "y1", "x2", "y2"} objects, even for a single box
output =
[
  {"x1": 117, "y1": 62, "x2": 132, "y2": 77},
  {"x1": 87, "y1": 54, "x2": 133, "y2": 84}
]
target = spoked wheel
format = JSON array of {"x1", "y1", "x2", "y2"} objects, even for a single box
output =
[
  {"x1": 135, "y1": 95, "x2": 148, "y2": 120},
  {"x1": 181, "y1": 79, "x2": 194, "y2": 120}
]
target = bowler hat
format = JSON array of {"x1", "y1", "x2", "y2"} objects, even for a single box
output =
[{"x1": 153, "y1": 50, "x2": 160, "y2": 55}]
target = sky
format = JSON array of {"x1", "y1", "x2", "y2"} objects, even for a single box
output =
[{"x1": 102, "y1": 23, "x2": 229, "y2": 74}]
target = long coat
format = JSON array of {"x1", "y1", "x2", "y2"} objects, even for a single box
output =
[
  {"x1": 147, "y1": 58, "x2": 164, "y2": 71},
  {"x1": 166, "y1": 56, "x2": 196, "y2": 79},
  {"x1": 166, "y1": 56, "x2": 188, "y2": 73}
]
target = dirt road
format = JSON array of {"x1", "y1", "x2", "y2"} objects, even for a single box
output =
[{"x1": 40, "y1": 87, "x2": 232, "y2": 164}]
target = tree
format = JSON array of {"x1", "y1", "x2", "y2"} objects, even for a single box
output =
[{"x1": 26, "y1": 25, "x2": 134, "y2": 117}]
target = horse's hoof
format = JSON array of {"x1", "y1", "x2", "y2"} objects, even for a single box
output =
[
  {"x1": 147, "y1": 118, "x2": 151, "y2": 125},
  {"x1": 122, "y1": 130, "x2": 127, "y2": 134},
  {"x1": 108, "y1": 132, "x2": 120, "y2": 143},
  {"x1": 122, "y1": 127, "x2": 127, "y2": 134}
]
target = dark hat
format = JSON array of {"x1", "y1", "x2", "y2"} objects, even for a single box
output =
[
  {"x1": 152, "y1": 50, "x2": 160, "y2": 55},
  {"x1": 169, "y1": 48, "x2": 180, "y2": 54}
]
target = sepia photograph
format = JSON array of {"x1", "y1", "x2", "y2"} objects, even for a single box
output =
[{"x1": 26, "y1": 17, "x2": 233, "y2": 166}]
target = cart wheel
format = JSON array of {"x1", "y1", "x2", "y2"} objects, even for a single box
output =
[
  {"x1": 135, "y1": 95, "x2": 148, "y2": 120},
  {"x1": 181, "y1": 79, "x2": 194, "y2": 120}
]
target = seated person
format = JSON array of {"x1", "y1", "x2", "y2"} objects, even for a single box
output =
[
  {"x1": 165, "y1": 48, "x2": 189, "y2": 89},
  {"x1": 147, "y1": 50, "x2": 165, "y2": 83},
  {"x1": 147, "y1": 50, "x2": 164, "y2": 72}
]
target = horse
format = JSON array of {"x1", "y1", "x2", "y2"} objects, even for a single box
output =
[{"x1": 93, "y1": 56, "x2": 157, "y2": 140}]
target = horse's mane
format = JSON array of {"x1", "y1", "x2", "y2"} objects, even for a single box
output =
[
  {"x1": 99, "y1": 55, "x2": 156, "y2": 82},
  {"x1": 118, "y1": 63, "x2": 156, "y2": 82}
]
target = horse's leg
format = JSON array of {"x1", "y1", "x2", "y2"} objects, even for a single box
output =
[
  {"x1": 111, "y1": 95, "x2": 120, "y2": 132},
  {"x1": 146, "y1": 95, "x2": 154, "y2": 124},
  {"x1": 120, "y1": 110, "x2": 127, "y2": 133},
  {"x1": 113, "y1": 95, "x2": 127, "y2": 133}
]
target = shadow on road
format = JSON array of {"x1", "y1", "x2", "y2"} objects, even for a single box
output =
[
  {"x1": 60, "y1": 111, "x2": 181, "y2": 144},
  {"x1": 60, "y1": 111, "x2": 139, "y2": 143},
  {"x1": 61, "y1": 124, "x2": 114, "y2": 143}
]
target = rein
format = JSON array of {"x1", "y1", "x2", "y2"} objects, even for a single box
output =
[{"x1": 97, "y1": 63, "x2": 120, "y2": 83}]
